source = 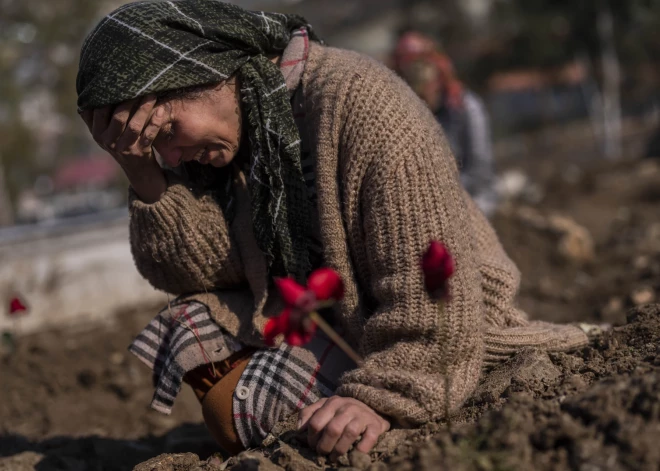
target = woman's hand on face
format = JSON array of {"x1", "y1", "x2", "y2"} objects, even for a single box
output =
[
  {"x1": 80, "y1": 94, "x2": 167, "y2": 204},
  {"x1": 299, "y1": 396, "x2": 390, "y2": 457}
]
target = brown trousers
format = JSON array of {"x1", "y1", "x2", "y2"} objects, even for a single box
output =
[{"x1": 184, "y1": 351, "x2": 254, "y2": 455}]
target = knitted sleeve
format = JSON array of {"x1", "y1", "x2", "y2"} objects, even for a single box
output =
[
  {"x1": 334, "y1": 70, "x2": 484, "y2": 426},
  {"x1": 128, "y1": 172, "x2": 245, "y2": 295}
]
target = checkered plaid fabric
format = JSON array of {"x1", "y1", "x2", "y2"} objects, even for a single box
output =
[
  {"x1": 233, "y1": 331, "x2": 354, "y2": 448},
  {"x1": 129, "y1": 300, "x2": 243, "y2": 414}
]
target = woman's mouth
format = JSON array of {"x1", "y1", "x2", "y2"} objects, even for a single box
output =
[
  {"x1": 188, "y1": 147, "x2": 208, "y2": 164},
  {"x1": 199, "y1": 148, "x2": 211, "y2": 164}
]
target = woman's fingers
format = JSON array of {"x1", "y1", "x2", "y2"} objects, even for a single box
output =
[
  {"x1": 355, "y1": 421, "x2": 386, "y2": 453},
  {"x1": 298, "y1": 397, "x2": 326, "y2": 431},
  {"x1": 77, "y1": 99, "x2": 168, "y2": 204},
  {"x1": 139, "y1": 105, "x2": 166, "y2": 150},
  {"x1": 91, "y1": 106, "x2": 112, "y2": 144},
  {"x1": 306, "y1": 399, "x2": 339, "y2": 450},
  {"x1": 82, "y1": 97, "x2": 164, "y2": 159},
  {"x1": 100, "y1": 100, "x2": 135, "y2": 149},
  {"x1": 315, "y1": 412, "x2": 356, "y2": 455},
  {"x1": 300, "y1": 396, "x2": 391, "y2": 456},
  {"x1": 79, "y1": 110, "x2": 93, "y2": 133},
  {"x1": 115, "y1": 94, "x2": 157, "y2": 152},
  {"x1": 336, "y1": 418, "x2": 371, "y2": 455}
]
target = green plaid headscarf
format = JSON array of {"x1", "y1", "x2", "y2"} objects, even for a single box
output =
[{"x1": 77, "y1": 0, "x2": 319, "y2": 282}]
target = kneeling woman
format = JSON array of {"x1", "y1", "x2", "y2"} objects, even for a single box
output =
[{"x1": 77, "y1": 0, "x2": 587, "y2": 456}]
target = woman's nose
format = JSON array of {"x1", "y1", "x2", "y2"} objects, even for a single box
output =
[{"x1": 154, "y1": 145, "x2": 183, "y2": 167}]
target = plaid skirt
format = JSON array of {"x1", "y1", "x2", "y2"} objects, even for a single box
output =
[{"x1": 129, "y1": 301, "x2": 354, "y2": 448}]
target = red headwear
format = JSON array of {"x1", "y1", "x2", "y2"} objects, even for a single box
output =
[{"x1": 392, "y1": 31, "x2": 464, "y2": 109}]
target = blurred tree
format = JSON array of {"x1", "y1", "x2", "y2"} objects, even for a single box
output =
[
  {"x1": 0, "y1": 0, "x2": 126, "y2": 222},
  {"x1": 478, "y1": 0, "x2": 660, "y2": 157},
  {"x1": 481, "y1": 0, "x2": 659, "y2": 69}
]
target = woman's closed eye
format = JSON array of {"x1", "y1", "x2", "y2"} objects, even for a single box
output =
[{"x1": 162, "y1": 123, "x2": 175, "y2": 142}]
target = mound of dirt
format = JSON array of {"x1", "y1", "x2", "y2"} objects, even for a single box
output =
[
  {"x1": 208, "y1": 304, "x2": 659, "y2": 471},
  {"x1": 2, "y1": 157, "x2": 660, "y2": 471},
  {"x1": 0, "y1": 305, "x2": 218, "y2": 471},
  {"x1": 492, "y1": 158, "x2": 660, "y2": 327}
]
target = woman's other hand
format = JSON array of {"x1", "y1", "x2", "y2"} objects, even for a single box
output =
[
  {"x1": 80, "y1": 94, "x2": 167, "y2": 204},
  {"x1": 298, "y1": 396, "x2": 390, "y2": 456}
]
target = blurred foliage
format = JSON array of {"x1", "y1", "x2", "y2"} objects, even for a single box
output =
[
  {"x1": 0, "y1": 0, "x2": 111, "y2": 202},
  {"x1": 480, "y1": 0, "x2": 660, "y2": 73}
]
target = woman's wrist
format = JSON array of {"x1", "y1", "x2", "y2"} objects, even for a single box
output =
[{"x1": 124, "y1": 162, "x2": 167, "y2": 204}]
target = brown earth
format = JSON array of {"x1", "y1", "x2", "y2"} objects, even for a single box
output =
[{"x1": 1, "y1": 156, "x2": 660, "y2": 471}]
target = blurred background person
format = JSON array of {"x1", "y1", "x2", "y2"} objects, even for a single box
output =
[{"x1": 392, "y1": 31, "x2": 498, "y2": 217}]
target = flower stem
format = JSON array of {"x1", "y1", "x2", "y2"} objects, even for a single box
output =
[
  {"x1": 438, "y1": 301, "x2": 452, "y2": 431},
  {"x1": 308, "y1": 311, "x2": 363, "y2": 367}
]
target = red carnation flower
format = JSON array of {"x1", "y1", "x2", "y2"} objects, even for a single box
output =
[
  {"x1": 421, "y1": 240, "x2": 455, "y2": 301},
  {"x1": 307, "y1": 268, "x2": 344, "y2": 302},
  {"x1": 263, "y1": 307, "x2": 318, "y2": 346},
  {"x1": 263, "y1": 268, "x2": 344, "y2": 347}
]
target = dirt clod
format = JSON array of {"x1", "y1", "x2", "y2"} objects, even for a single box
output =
[
  {"x1": 133, "y1": 453, "x2": 201, "y2": 471},
  {"x1": 348, "y1": 451, "x2": 372, "y2": 469},
  {"x1": 630, "y1": 286, "x2": 656, "y2": 306}
]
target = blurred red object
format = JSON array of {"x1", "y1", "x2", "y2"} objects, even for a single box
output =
[
  {"x1": 53, "y1": 157, "x2": 119, "y2": 192},
  {"x1": 421, "y1": 240, "x2": 455, "y2": 301},
  {"x1": 263, "y1": 307, "x2": 317, "y2": 347},
  {"x1": 264, "y1": 268, "x2": 345, "y2": 346},
  {"x1": 9, "y1": 296, "x2": 28, "y2": 317},
  {"x1": 392, "y1": 31, "x2": 464, "y2": 110}
]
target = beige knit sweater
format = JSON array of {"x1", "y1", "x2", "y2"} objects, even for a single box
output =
[{"x1": 129, "y1": 43, "x2": 587, "y2": 426}]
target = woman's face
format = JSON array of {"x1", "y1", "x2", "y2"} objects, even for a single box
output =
[{"x1": 153, "y1": 78, "x2": 242, "y2": 168}]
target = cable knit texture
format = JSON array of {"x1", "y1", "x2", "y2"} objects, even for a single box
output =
[
  {"x1": 129, "y1": 172, "x2": 245, "y2": 294},
  {"x1": 128, "y1": 43, "x2": 588, "y2": 426}
]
